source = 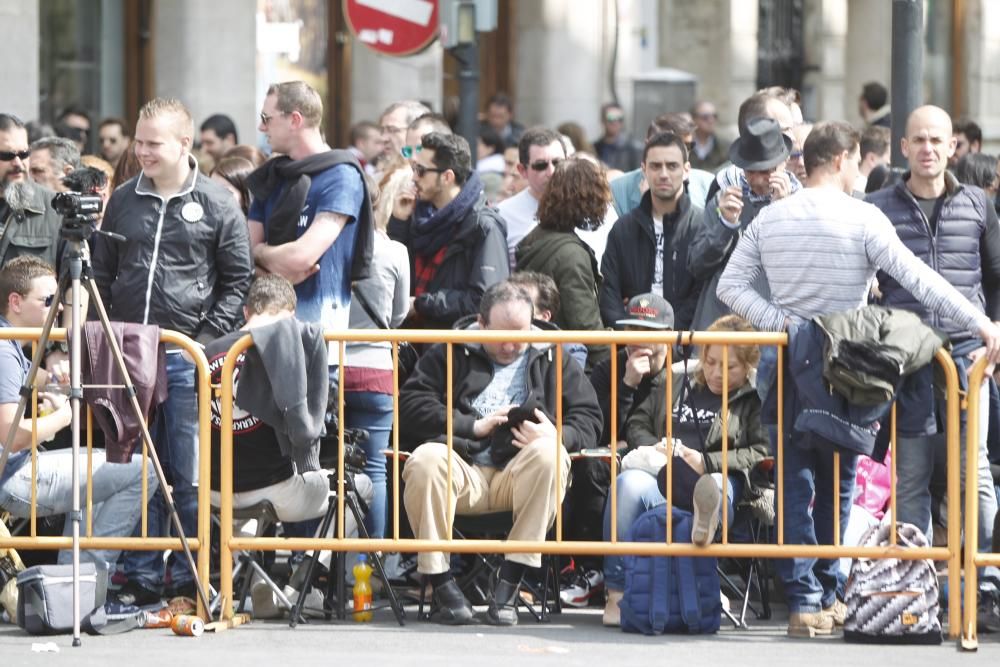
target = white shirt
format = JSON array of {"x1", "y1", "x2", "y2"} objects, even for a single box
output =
[{"x1": 498, "y1": 188, "x2": 541, "y2": 269}]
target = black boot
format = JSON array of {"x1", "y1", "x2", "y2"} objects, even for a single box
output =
[
  {"x1": 486, "y1": 578, "x2": 520, "y2": 626},
  {"x1": 431, "y1": 578, "x2": 475, "y2": 625}
]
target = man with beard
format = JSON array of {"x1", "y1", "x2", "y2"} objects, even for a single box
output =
[
  {"x1": 0, "y1": 114, "x2": 61, "y2": 269},
  {"x1": 405, "y1": 131, "x2": 509, "y2": 328}
]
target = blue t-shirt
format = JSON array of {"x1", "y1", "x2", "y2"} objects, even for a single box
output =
[
  {"x1": 249, "y1": 163, "x2": 363, "y2": 333},
  {"x1": 0, "y1": 316, "x2": 30, "y2": 483}
]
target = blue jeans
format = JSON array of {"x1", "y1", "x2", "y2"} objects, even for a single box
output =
[
  {"x1": 345, "y1": 390, "x2": 393, "y2": 538},
  {"x1": 122, "y1": 353, "x2": 200, "y2": 590},
  {"x1": 776, "y1": 430, "x2": 857, "y2": 613},
  {"x1": 0, "y1": 449, "x2": 157, "y2": 571},
  {"x1": 602, "y1": 467, "x2": 739, "y2": 591}
]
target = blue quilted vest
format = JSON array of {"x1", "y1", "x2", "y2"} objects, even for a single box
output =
[
  {"x1": 619, "y1": 506, "x2": 721, "y2": 635},
  {"x1": 867, "y1": 175, "x2": 989, "y2": 339}
]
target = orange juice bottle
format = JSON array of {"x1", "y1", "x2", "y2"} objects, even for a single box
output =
[{"x1": 352, "y1": 554, "x2": 373, "y2": 622}]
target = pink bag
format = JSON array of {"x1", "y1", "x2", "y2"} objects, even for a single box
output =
[{"x1": 853, "y1": 452, "x2": 892, "y2": 519}]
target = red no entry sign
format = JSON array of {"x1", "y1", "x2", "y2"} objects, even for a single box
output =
[{"x1": 344, "y1": 0, "x2": 440, "y2": 56}]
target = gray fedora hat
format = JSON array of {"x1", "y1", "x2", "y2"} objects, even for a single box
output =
[{"x1": 728, "y1": 117, "x2": 794, "y2": 171}]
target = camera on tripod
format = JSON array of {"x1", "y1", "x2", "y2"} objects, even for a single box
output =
[
  {"x1": 318, "y1": 407, "x2": 369, "y2": 476},
  {"x1": 51, "y1": 191, "x2": 103, "y2": 219}
]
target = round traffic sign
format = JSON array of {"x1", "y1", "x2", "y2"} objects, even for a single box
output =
[{"x1": 344, "y1": 0, "x2": 439, "y2": 57}]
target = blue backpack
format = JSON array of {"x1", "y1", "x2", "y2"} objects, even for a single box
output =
[{"x1": 619, "y1": 506, "x2": 722, "y2": 635}]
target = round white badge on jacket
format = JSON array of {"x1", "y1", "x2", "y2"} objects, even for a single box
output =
[{"x1": 181, "y1": 202, "x2": 204, "y2": 223}]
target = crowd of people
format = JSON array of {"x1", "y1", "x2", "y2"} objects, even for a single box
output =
[{"x1": 1, "y1": 76, "x2": 1000, "y2": 639}]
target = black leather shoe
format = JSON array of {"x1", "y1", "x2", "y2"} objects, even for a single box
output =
[
  {"x1": 431, "y1": 578, "x2": 476, "y2": 625},
  {"x1": 486, "y1": 578, "x2": 519, "y2": 626}
]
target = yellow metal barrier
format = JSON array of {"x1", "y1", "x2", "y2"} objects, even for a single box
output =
[
  {"x1": 0, "y1": 327, "x2": 213, "y2": 619},
  {"x1": 961, "y1": 355, "x2": 1000, "y2": 650},
  {"x1": 217, "y1": 329, "x2": 964, "y2": 639}
]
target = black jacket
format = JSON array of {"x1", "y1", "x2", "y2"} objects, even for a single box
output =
[
  {"x1": 599, "y1": 190, "x2": 704, "y2": 329},
  {"x1": 396, "y1": 198, "x2": 509, "y2": 329},
  {"x1": 398, "y1": 333, "x2": 603, "y2": 467},
  {"x1": 588, "y1": 346, "x2": 661, "y2": 446},
  {"x1": 92, "y1": 162, "x2": 252, "y2": 343}
]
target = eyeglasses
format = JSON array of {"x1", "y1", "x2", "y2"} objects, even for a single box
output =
[
  {"x1": 529, "y1": 158, "x2": 562, "y2": 172},
  {"x1": 0, "y1": 150, "x2": 30, "y2": 162},
  {"x1": 605, "y1": 114, "x2": 624, "y2": 123},
  {"x1": 789, "y1": 151, "x2": 804, "y2": 160},
  {"x1": 381, "y1": 125, "x2": 406, "y2": 135},
  {"x1": 259, "y1": 111, "x2": 287, "y2": 127},
  {"x1": 696, "y1": 112, "x2": 718, "y2": 121},
  {"x1": 413, "y1": 163, "x2": 445, "y2": 178},
  {"x1": 401, "y1": 145, "x2": 423, "y2": 159}
]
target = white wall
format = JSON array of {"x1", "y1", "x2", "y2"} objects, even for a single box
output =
[{"x1": 0, "y1": 0, "x2": 39, "y2": 122}]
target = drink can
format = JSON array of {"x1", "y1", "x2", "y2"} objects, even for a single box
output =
[
  {"x1": 171, "y1": 614, "x2": 205, "y2": 637},
  {"x1": 140, "y1": 608, "x2": 173, "y2": 629}
]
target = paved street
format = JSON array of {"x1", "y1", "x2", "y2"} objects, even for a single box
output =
[{"x1": 3, "y1": 605, "x2": 1000, "y2": 666}]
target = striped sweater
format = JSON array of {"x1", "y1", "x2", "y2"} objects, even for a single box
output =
[{"x1": 716, "y1": 186, "x2": 991, "y2": 335}]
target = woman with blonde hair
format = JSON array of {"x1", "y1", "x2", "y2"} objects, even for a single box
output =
[
  {"x1": 342, "y1": 162, "x2": 412, "y2": 538},
  {"x1": 601, "y1": 314, "x2": 769, "y2": 626}
]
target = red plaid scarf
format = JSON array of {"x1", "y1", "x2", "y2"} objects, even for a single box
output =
[{"x1": 413, "y1": 245, "x2": 448, "y2": 297}]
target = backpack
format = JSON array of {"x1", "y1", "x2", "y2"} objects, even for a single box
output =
[
  {"x1": 843, "y1": 520, "x2": 942, "y2": 644},
  {"x1": 619, "y1": 506, "x2": 721, "y2": 635}
]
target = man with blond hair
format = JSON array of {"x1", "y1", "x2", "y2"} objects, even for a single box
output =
[
  {"x1": 247, "y1": 80, "x2": 373, "y2": 348},
  {"x1": 92, "y1": 97, "x2": 252, "y2": 611}
]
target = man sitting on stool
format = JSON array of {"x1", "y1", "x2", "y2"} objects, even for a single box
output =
[
  {"x1": 400, "y1": 281, "x2": 602, "y2": 625},
  {"x1": 206, "y1": 275, "x2": 372, "y2": 590}
]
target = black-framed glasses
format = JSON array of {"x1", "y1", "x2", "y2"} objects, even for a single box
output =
[
  {"x1": 413, "y1": 163, "x2": 445, "y2": 178},
  {"x1": 401, "y1": 145, "x2": 423, "y2": 159},
  {"x1": 0, "y1": 150, "x2": 30, "y2": 162},
  {"x1": 259, "y1": 111, "x2": 287, "y2": 127},
  {"x1": 529, "y1": 158, "x2": 562, "y2": 172},
  {"x1": 43, "y1": 294, "x2": 55, "y2": 307}
]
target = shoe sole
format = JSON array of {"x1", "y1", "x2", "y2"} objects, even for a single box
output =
[
  {"x1": 787, "y1": 624, "x2": 835, "y2": 638},
  {"x1": 691, "y1": 476, "x2": 722, "y2": 546}
]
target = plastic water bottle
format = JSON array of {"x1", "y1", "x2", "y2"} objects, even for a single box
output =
[{"x1": 352, "y1": 554, "x2": 373, "y2": 622}]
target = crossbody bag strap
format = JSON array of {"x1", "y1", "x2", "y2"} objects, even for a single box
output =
[{"x1": 351, "y1": 284, "x2": 390, "y2": 330}]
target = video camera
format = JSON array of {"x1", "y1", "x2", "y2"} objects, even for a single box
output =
[{"x1": 51, "y1": 191, "x2": 103, "y2": 219}]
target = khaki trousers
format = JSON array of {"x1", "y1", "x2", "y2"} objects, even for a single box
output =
[{"x1": 402, "y1": 438, "x2": 571, "y2": 574}]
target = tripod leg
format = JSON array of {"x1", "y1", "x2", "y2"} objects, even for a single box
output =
[
  {"x1": 81, "y1": 277, "x2": 211, "y2": 615},
  {"x1": 289, "y1": 500, "x2": 336, "y2": 628}
]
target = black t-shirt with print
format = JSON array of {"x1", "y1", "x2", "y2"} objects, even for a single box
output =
[
  {"x1": 207, "y1": 331, "x2": 294, "y2": 493},
  {"x1": 671, "y1": 384, "x2": 722, "y2": 451}
]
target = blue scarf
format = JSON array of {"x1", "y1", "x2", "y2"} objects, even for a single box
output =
[{"x1": 411, "y1": 172, "x2": 484, "y2": 257}]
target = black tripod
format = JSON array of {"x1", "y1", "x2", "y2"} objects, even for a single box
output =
[
  {"x1": 288, "y1": 467, "x2": 405, "y2": 627},
  {"x1": 0, "y1": 218, "x2": 211, "y2": 644}
]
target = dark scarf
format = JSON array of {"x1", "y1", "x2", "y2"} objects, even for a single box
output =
[
  {"x1": 410, "y1": 171, "x2": 483, "y2": 257},
  {"x1": 246, "y1": 149, "x2": 374, "y2": 281}
]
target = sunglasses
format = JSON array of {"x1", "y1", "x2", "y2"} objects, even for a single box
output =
[
  {"x1": 605, "y1": 114, "x2": 624, "y2": 123},
  {"x1": 0, "y1": 150, "x2": 30, "y2": 162},
  {"x1": 400, "y1": 145, "x2": 423, "y2": 159},
  {"x1": 529, "y1": 158, "x2": 562, "y2": 172},
  {"x1": 696, "y1": 112, "x2": 718, "y2": 120},
  {"x1": 413, "y1": 163, "x2": 445, "y2": 178},
  {"x1": 259, "y1": 111, "x2": 287, "y2": 126}
]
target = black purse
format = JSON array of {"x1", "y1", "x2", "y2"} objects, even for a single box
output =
[{"x1": 351, "y1": 284, "x2": 419, "y2": 382}]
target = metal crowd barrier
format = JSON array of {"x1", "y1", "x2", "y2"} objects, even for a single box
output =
[
  {"x1": 216, "y1": 329, "x2": 964, "y2": 641},
  {"x1": 961, "y1": 355, "x2": 999, "y2": 650},
  {"x1": 0, "y1": 328, "x2": 213, "y2": 619}
]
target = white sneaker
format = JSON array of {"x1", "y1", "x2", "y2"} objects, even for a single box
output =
[
  {"x1": 251, "y1": 581, "x2": 285, "y2": 619},
  {"x1": 691, "y1": 475, "x2": 722, "y2": 546},
  {"x1": 559, "y1": 569, "x2": 604, "y2": 607}
]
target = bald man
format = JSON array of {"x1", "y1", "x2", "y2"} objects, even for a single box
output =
[{"x1": 867, "y1": 104, "x2": 1000, "y2": 551}]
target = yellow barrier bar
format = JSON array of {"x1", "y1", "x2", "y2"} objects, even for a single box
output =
[
  {"x1": 933, "y1": 348, "x2": 961, "y2": 641},
  {"x1": 665, "y1": 342, "x2": 673, "y2": 542},
  {"x1": 392, "y1": 341, "x2": 401, "y2": 542},
  {"x1": 833, "y1": 451, "x2": 840, "y2": 548},
  {"x1": 2, "y1": 537, "x2": 202, "y2": 550},
  {"x1": 30, "y1": 377, "x2": 37, "y2": 537},
  {"x1": 446, "y1": 342, "x2": 453, "y2": 541},
  {"x1": 555, "y1": 342, "x2": 563, "y2": 542},
  {"x1": 776, "y1": 345, "x2": 784, "y2": 546},
  {"x1": 721, "y1": 344, "x2": 729, "y2": 545},
  {"x1": 86, "y1": 406, "x2": 93, "y2": 538},
  {"x1": 962, "y1": 354, "x2": 988, "y2": 648},
  {"x1": 609, "y1": 343, "x2": 618, "y2": 544},
  {"x1": 889, "y1": 404, "x2": 897, "y2": 547},
  {"x1": 337, "y1": 340, "x2": 346, "y2": 540}
]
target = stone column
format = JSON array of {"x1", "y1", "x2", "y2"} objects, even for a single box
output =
[
  {"x1": 0, "y1": 0, "x2": 40, "y2": 121},
  {"x1": 844, "y1": 0, "x2": 892, "y2": 127},
  {"x1": 350, "y1": 40, "x2": 444, "y2": 126},
  {"x1": 153, "y1": 0, "x2": 257, "y2": 147},
  {"x1": 962, "y1": 0, "x2": 1000, "y2": 151}
]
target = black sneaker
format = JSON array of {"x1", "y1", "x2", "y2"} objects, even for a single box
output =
[
  {"x1": 431, "y1": 578, "x2": 476, "y2": 625},
  {"x1": 486, "y1": 578, "x2": 519, "y2": 626}
]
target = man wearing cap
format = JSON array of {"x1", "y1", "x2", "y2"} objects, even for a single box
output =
[
  {"x1": 600, "y1": 132, "x2": 704, "y2": 330},
  {"x1": 688, "y1": 111, "x2": 800, "y2": 332},
  {"x1": 717, "y1": 121, "x2": 1000, "y2": 638},
  {"x1": 558, "y1": 293, "x2": 675, "y2": 609}
]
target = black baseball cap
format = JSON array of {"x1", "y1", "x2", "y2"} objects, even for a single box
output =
[{"x1": 616, "y1": 293, "x2": 674, "y2": 330}]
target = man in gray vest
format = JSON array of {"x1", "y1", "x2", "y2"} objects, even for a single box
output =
[{"x1": 867, "y1": 105, "x2": 1000, "y2": 552}]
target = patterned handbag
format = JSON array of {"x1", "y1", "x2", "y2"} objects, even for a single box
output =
[{"x1": 843, "y1": 520, "x2": 942, "y2": 644}]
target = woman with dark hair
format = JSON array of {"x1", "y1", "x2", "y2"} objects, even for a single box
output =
[
  {"x1": 211, "y1": 156, "x2": 255, "y2": 217},
  {"x1": 515, "y1": 156, "x2": 611, "y2": 366},
  {"x1": 956, "y1": 153, "x2": 999, "y2": 197},
  {"x1": 109, "y1": 140, "x2": 141, "y2": 191}
]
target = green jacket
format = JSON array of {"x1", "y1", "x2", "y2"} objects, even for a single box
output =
[
  {"x1": 626, "y1": 368, "x2": 770, "y2": 500},
  {"x1": 0, "y1": 184, "x2": 62, "y2": 268},
  {"x1": 515, "y1": 226, "x2": 608, "y2": 366}
]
